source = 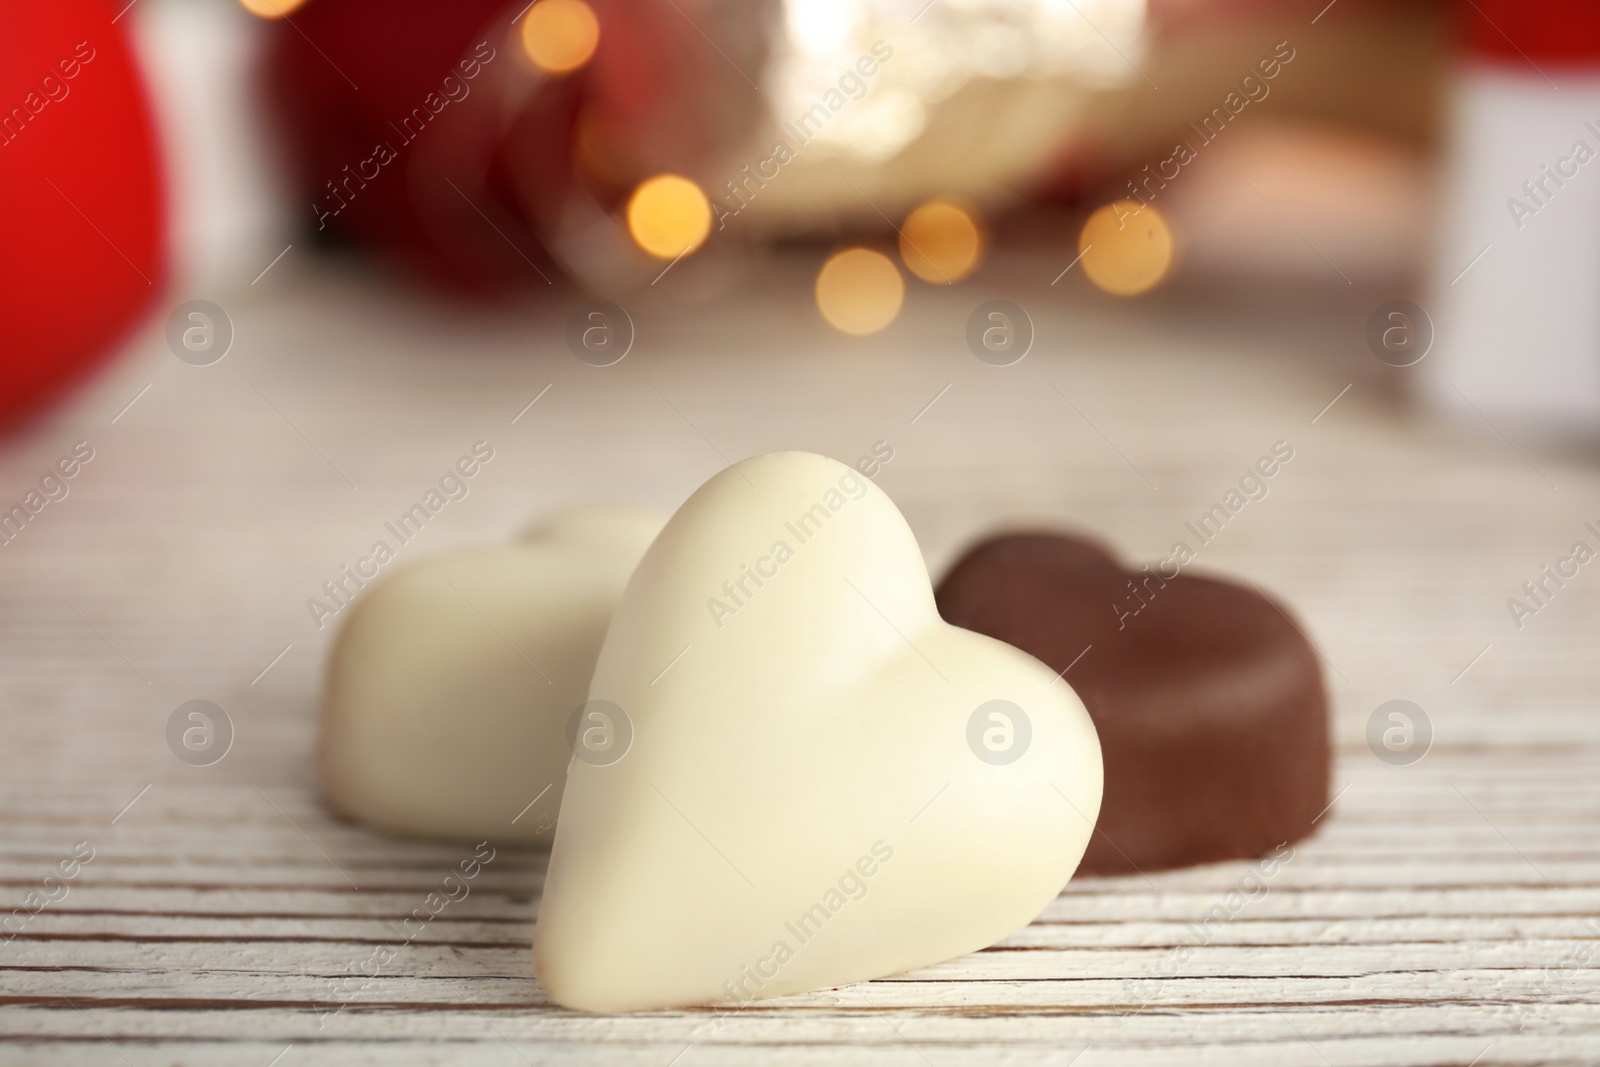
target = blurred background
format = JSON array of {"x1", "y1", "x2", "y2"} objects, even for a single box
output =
[
  {"x1": 11, "y1": 0, "x2": 1600, "y2": 434},
  {"x1": 5, "y1": 2, "x2": 1600, "y2": 1059},
  {"x1": 6, "y1": 0, "x2": 1600, "y2": 771},
  {"x1": 4, "y1": 0, "x2": 1599, "y2": 772}
]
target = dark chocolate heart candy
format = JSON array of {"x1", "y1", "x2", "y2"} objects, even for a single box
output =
[{"x1": 936, "y1": 532, "x2": 1329, "y2": 876}]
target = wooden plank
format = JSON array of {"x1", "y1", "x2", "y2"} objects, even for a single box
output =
[{"x1": 1, "y1": 260, "x2": 1598, "y2": 1063}]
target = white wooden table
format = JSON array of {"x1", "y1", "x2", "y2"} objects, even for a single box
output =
[{"x1": 2, "y1": 254, "x2": 1597, "y2": 1064}]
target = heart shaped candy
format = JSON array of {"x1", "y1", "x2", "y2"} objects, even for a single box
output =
[
  {"x1": 320, "y1": 504, "x2": 662, "y2": 842},
  {"x1": 936, "y1": 531, "x2": 1329, "y2": 875},
  {"x1": 534, "y1": 453, "x2": 1102, "y2": 1012}
]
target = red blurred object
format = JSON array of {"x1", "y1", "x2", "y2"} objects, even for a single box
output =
[
  {"x1": 1462, "y1": 0, "x2": 1600, "y2": 65},
  {"x1": 265, "y1": 0, "x2": 562, "y2": 291},
  {"x1": 266, "y1": 0, "x2": 764, "y2": 293},
  {"x1": 0, "y1": 0, "x2": 165, "y2": 430}
]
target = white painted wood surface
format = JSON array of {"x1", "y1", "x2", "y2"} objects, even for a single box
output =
[{"x1": 1, "y1": 257, "x2": 1597, "y2": 1064}]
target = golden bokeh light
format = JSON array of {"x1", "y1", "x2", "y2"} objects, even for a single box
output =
[
  {"x1": 1078, "y1": 200, "x2": 1174, "y2": 297},
  {"x1": 520, "y1": 0, "x2": 601, "y2": 75},
  {"x1": 238, "y1": 0, "x2": 313, "y2": 18},
  {"x1": 899, "y1": 199, "x2": 984, "y2": 284},
  {"x1": 815, "y1": 249, "x2": 905, "y2": 336},
  {"x1": 625, "y1": 175, "x2": 713, "y2": 260}
]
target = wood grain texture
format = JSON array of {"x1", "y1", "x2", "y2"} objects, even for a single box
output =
[{"x1": 1, "y1": 257, "x2": 1597, "y2": 1065}]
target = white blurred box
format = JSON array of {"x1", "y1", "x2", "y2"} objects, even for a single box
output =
[
  {"x1": 1425, "y1": 63, "x2": 1600, "y2": 436},
  {"x1": 131, "y1": 0, "x2": 293, "y2": 294}
]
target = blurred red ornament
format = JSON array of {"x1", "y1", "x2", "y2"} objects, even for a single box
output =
[
  {"x1": 0, "y1": 0, "x2": 164, "y2": 430},
  {"x1": 264, "y1": 0, "x2": 769, "y2": 294},
  {"x1": 1461, "y1": 0, "x2": 1600, "y2": 67},
  {"x1": 264, "y1": 0, "x2": 553, "y2": 291}
]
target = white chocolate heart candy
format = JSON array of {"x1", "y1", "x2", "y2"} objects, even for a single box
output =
[
  {"x1": 319, "y1": 504, "x2": 664, "y2": 843},
  {"x1": 534, "y1": 453, "x2": 1102, "y2": 1012}
]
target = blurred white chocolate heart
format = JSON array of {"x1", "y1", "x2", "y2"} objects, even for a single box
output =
[
  {"x1": 534, "y1": 453, "x2": 1101, "y2": 1012},
  {"x1": 319, "y1": 504, "x2": 663, "y2": 843}
]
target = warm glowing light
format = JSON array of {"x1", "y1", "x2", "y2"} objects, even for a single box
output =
[
  {"x1": 520, "y1": 0, "x2": 600, "y2": 74},
  {"x1": 786, "y1": 0, "x2": 854, "y2": 57},
  {"x1": 815, "y1": 249, "x2": 904, "y2": 335},
  {"x1": 626, "y1": 175, "x2": 712, "y2": 260},
  {"x1": 1079, "y1": 200, "x2": 1173, "y2": 296},
  {"x1": 899, "y1": 199, "x2": 984, "y2": 284},
  {"x1": 238, "y1": 0, "x2": 313, "y2": 18},
  {"x1": 770, "y1": 0, "x2": 1148, "y2": 162}
]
